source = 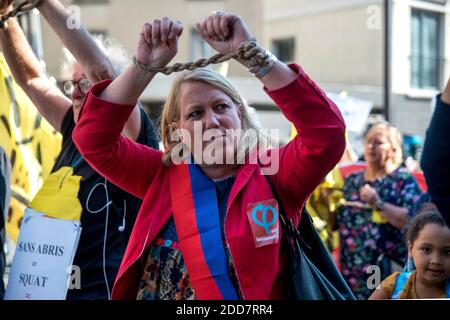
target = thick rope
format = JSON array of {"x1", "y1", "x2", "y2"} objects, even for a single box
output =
[
  {"x1": 132, "y1": 38, "x2": 271, "y2": 75},
  {"x1": 0, "y1": 0, "x2": 42, "y2": 29}
]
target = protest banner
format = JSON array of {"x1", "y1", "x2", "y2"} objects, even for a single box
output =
[
  {"x1": 0, "y1": 54, "x2": 62, "y2": 242},
  {"x1": 5, "y1": 208, "x2": 82, "y2": 300}
]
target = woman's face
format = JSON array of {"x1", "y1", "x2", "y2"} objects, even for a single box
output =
[
  {"x1": 176, "y1": 81, "x2": 241, "y2": 165},
  {"x1": 409, "y1": 223, "x2": 450, "y2": 287},
  {"x1": 363, "y1": 129, "x2": 395, "y2": 167}
]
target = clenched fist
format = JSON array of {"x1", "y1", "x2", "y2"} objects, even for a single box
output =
[
  {"x1": 359, "y1": 184, "x2": 380, "y2": 207},
  {"x1": 135, "y1": 17, "x2": 183, "y2": 69},
  {"x1": 196, "y1": 12, "x2": 252, "y2": 57}
]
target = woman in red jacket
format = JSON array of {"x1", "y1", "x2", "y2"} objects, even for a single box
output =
[{"x1": 72, "y1": 12, "x2": 346, "y2": 300}]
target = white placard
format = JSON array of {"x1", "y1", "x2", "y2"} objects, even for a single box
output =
[
  {"x1": 5, "y1": 208, "x2": 82, "y2": 300},
  {"x1": 327, "y1": 93, "x2": 374, "y2": 133}
]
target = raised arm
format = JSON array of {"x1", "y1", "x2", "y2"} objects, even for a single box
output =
[
  {"x1": 265, "y1": 69, "x2": 346, "y2": 223},
  {"x1": 421, "y1": 77, "x2": 450, "y2": 227},
  {"x1": 73, "y1": 18, "x2": 183, "y2": 198},
  {"x1": 38, "y1": 0, "x2": 115, "y2": 83},
  {"x1": 38, "y1": 0, "x2": 143, "y2": 140},
  {"x1": 0, "y1": 0, "x2": 70, "y2": 132},
  {"x1": 197, "y1": 12, "x2": 346, "y2": 221},
  {"x1": 195, "y1": 12, "x2": 297, "y2": 90},
  {"x1": 1, "y1": 0, "x2": 141, "y2": 138},
  {"x1": 97, "y1": 17, "x2": 183, "y2": 105}
]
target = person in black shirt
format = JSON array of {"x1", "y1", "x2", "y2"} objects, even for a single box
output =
[
  {"x1": 0, "y1": 0, "x2": 159, "y2": 299},
  {"x1": 421, "y1": 76, "x2": 450, "y2": 228}
]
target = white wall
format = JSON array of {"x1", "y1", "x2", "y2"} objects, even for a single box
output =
[
  {"x1": 41, "y1": 0, "x2": 262, "y2": 78},
  {"x1": 37, "y1": 0, "x2": 450, "y2": 140},
  {"x1": 264, "y1": 0, "x2": 383, "y2": 87}
]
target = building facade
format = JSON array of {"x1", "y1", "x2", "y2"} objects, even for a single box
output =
[
  {"x1": 264, "y1": 0, "x2": 449, "y2": 143},
  {"x1": 39, "y1": 0, "x2": 450, "y2": 146}
]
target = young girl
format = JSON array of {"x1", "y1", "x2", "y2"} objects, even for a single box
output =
[{"x1": 369, "y1": 208, "x2": 450, "y2": 299}]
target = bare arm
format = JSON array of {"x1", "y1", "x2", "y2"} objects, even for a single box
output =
[
  {"x1": 98, "y1": 18, "x2": 183, "y2": 104},
  {"x1": 247, "y1": 59, "x2": 297, "y2": 91},
  {"x1": 38, "y1": 0, "x2": 115, "y2": 83},
  {"x1": 38, "y1": 0, "x2": 141, "y2": 140},
  {"x1": 0, "y1": 1, "x2": 141, "y2": 138},
  {"x1": 378, "y1": 203, "x2": 408, "y2": 229},
  {"x1": 0, "y1": 11, "x2": 70, "y2": 132},
  {"x1": 360, "y1": 184, "x2": 409, "y2": 229}
]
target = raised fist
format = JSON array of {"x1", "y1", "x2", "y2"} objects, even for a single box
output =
[
  {"x1": 196, "y1": 12, "x2": 252, "y2": 56},
  {"x1": 135, "y1": 17, "x2": 183, "y2": 69}
]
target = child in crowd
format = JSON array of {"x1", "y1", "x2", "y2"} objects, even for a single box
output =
[{"x1": 369, "y1": 207, "x2": 450, "y2": 299}]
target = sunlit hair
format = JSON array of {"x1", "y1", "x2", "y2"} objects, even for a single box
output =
[
  {"x1": 364, "y1": 122, "x2": 403, "y2": 167},
  {"x1": 60, "y1": 34, "x2": 129, "y2": 78},
  {"x1": 407, "y1": 206, "x2": 447, "y2": 245},
  {"x1": 160, "y1": 68, "x2": 265, "y2": 166}
]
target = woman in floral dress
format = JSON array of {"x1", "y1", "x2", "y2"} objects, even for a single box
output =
[{"x1": 336, "y1": 123, "x2": 422, "y2": 299}]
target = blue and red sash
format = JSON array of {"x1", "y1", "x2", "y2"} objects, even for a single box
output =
[{"x1": 169, "y1": 161, "x2": 239, "y2": 300}]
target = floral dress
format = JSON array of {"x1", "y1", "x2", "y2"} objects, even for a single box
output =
[
  {"x1": 136, "y1": 177, "x2": 242, "y2": 300},
  {"x1": 336, "y1": 167, "x2": 422, "y2": 299}
]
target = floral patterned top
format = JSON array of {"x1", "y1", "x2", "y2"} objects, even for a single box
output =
[
  {"x1": 336, "y1": 167, "x2": 422, "y2": 299},
  {"x1": 136, "y1": 177, "x2": 242, "y2": 300},
  {"x1": 381, "y1": 271, "x2": 418, "y2": 299}
]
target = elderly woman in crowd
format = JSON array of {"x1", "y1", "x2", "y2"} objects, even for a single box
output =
[
  {"x1": 72, "y1": 12, "x2": 346, "y2": 300},
  {"x1": 0, "y1": 0, "x2": 159, "y2": 299},
  {"x1": 335, "y1": 123, "x2": 423, "y2": 299}
]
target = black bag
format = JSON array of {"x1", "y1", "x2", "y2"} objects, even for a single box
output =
[
  {"x1": 265, "y1": 176, "x2": 356, "y2": 300},
  {"x1": 281, "y1": 208, "x2": 355, "y2": 300}
]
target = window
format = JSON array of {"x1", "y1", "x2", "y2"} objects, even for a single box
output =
[
  {"x1": 411, "y1": 10, "x2": 442, "y2": 89},
  {"x1": 271, "y1": 38, "x2": 295, "y2": 63}
]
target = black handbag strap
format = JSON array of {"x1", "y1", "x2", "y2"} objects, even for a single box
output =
[
  {"x1": 260, "y1": 174, "x2": 310, "y2": 251},
  {"x1": 261, "y1": 172, "x2": 356, "y2": 300}
]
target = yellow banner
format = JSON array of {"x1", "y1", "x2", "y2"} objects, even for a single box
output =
[
  {"x1": 0, "y1": 53, "x2": 62, "y2": 242},
  {"x1": 30, "y1": 166, "x2": 83, "y2": 221},
  {"x1": 291, "y1": 123, "x2": 344, "y2": 252}
]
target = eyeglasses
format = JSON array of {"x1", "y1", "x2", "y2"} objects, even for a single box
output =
[{"x1": 62, "y1": 78, "x2": 91, "y2": 96}]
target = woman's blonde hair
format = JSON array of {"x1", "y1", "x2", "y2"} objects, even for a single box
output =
[
  {"x1": 160, "y1": 68, "x2": 264, "y2": 166},
  {"x1": 365, "y1": 122, "x2": 403, "y2": 166}
]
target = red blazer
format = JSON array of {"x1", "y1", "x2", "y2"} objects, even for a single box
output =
[{"x1": 73, "y1": 64, "x2": 346, "y2": 299}]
